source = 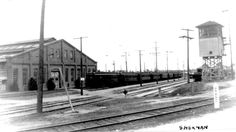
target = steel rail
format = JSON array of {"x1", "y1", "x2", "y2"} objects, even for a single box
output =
[
  {"x1": 113, "y1": 78, "x2": 183, "y2": 94},
  {"x1": 18, "y1": 96, "x2": 220, "y2": 132},
  {"x1": 128, "y1": 80, "x2": 186, "y2": 96},
  {"x1": 0, "y1": 96, "x2": 105, "y2": 116},
  {"x1": 1, "y1": 79, "x2": 184, "y2": 116}
]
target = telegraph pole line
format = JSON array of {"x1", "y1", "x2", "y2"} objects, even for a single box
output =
[
  {"x1": 113, "y1": 61, "x2": 116, "y2": 72},
  {"x1": 183, "y1": 61, "x2": 185, "y2": 79},
  {"x1": 166, "y1": 51, "x2": 169, "y2": 74},
  {"x1": 105, "y1": 54, "x2": 108, "y2": 72},
  {"x1": 229, "y1": 29, "x2": 234, "y2": 79},
  {"x1": 222, "y1": 10, "x2": 234, "y2": 79},
  {"x1": 229, "y1": 28, "x2": 234, "y2": 79},
  {"x1": 154, "y1": 42, "x2": 158, "y2": 72},
  {"x1": 125, "y1": 52, "x2": 128, "y2": 72},
  {"x1": 144, "y1": 62, "x2": 146, "y2": 72},
  {"x1": 138, "y1": 50, "x2": 143, "y2": 86},
  {"x1": 180, "y1": 29, "x2": 193, "y2": 83},
  {"x1": 74, "y1": 36, "x2": 88, "y2": 95},
  {"x1": 154, "y1": 41, "x2": 159, "y2": 84},
  {"x1": 122, "y1": 52, "x2": 128, "y2": 72},
  {"x1": 37, "y1": 0, "x2": 46, "y2": 113},
  {"x1": 177, "y1": 57, "x2": 179, "y2": 70},
  {"x1": 150, "y1": 42, "x2": 160, "y2": 84},
  {"x1": 166, "y1": 51, "x2": 173, "y2": 82}
]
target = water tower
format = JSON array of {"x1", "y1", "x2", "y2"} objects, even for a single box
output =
[{"x1": 196, "y1": 21, "x2": 224, "y2": 81}]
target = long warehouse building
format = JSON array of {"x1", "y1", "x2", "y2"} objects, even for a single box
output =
[{"x1": 0, "y1": 38, "x2": 97, "y2": 91}]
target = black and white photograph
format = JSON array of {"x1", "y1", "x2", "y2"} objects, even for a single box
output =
[{"x1": 0, "y1": 0, "x2": 235, "y2": 132}]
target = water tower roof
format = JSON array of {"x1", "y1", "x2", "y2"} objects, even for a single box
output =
[{"x1": 196, "y1": 21, "x2": 223, "y2": 28}]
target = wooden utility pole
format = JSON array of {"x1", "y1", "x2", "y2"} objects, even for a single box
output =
[
  {"x1": 125, "y1": 52, "x2": 128, "y2": 72},
  {"x1": 222, "y1": 10, "x2": 234, "y2": 80},
  {"x1": 113, "y1": 61, "x2": 116, "y2": 72},
  {"x1": 180, "y1": 29, "x2": 193, "y2": 83},
  {"x1": 74, "y1": 37, "x2": 88, "y2": 95},
  {"x1": 166, "y1": 51, "x2": 173, "y2": 82},
  {"x1": 122, "y1": 52, "x2": 128, "y2": 72},
  {"x1": 104, "y1": 54, "x2": 108, "y2": 72},
  {"x1": 154, "y1": 41, "x2": 159, "y2": 84},
  {"x1": 37, "y1": 0, "x2": 46, "y2": 113},
  {"x1": 138, "y1": 50, "x2": 143, "y2": 86},
  {"x1": 150, "y1": 42, "x2": 159, "y2": 84}
]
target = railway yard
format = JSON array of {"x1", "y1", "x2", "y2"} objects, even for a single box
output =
[
  {"x1": 1, "y1": 1, "x2": 236, "y2": 132},
  {"x1": 0, "y1": 78, "x2": 236, "y2": 132}
]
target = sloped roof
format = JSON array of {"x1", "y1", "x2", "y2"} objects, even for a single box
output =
[
  {"x1": 0, "y1": 38, "x2": 97, "y2": 64},
  {"x1": 0, "y1": 37, "x2": 56, "y2": 54},
  {"x1": 196, "y1": 21, "x2": 223, "y2": 28},
  {"x1": 0, "y1": 38, "x2": 56, "y2": 61}
]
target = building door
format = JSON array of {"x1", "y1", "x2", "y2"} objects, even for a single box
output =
[
  {"x1": 12, "y1": 68, "x2": 19, "y2": 91},
  {"x1": 50, "y1": 70, "x2": 61, "y2": 89}
]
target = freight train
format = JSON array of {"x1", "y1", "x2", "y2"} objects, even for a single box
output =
[{"x1": 85, "y1": 71, "x2": 182, "y2": 88}]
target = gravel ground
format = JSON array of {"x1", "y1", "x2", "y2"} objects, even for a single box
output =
[
  {"x1": 127, "y1": 98, "x2": 236, "y2": 132},
  {"x1": 0, "y1": 79, "x2": 235, "y2": 132}
]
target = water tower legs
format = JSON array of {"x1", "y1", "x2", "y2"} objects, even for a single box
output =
[{"x1": 202, "y1": 56, "x2": 223, "y2": 81}]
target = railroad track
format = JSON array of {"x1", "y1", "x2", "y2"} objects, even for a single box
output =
[
  {"x1": 0, "y1": 79, "x2": 184, "y2": 117},
  {"x1": 0, "y1": 96, "x2": 112, "y2": 117},
  {"x1": 0, "y1": 89, "x2": 79, "y2": 99},
  {"x1": 18, "y1": 96, "x2": 226, "y2": 132},
  {"x1": 127, "y1": 80, "x2": 187, "y2": 97},
  {"x1": 142, "y1": 82, "x2": 189, "y2": 97},
  {"x1": 113, "y1": 78, "x2": 183, "y2": 94}
]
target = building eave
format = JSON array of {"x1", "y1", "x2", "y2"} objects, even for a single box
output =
[{"x1": 196, "y1": 21, "x2": 223, "y2": 28}]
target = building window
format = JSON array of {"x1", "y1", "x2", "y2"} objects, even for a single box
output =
[
  {"x1": 69, "y1": 50, "x2": 74, "y2": 60},
  {"x1": 22, "y1": 68, "x2": 28, "y2": 86},
  {"x1": 92, "y1": 68, "x2": 96, "y2": 72},
  {"x1": 207, "y1": 27, "x2": 218, "y2": 37},
  {"x1": 77, "y1": 68, "x2": 80, "y2": 79},
  {"x1": 55, "y1": 49, "x2": 60, "y2": 59},
  {"x1": 64, "y1": 50, "x2": 68, "y2": 59},
  {"x1": 49, "y1": 48, "x2": 54, "y2": 58},
  {"x1": 83, "y1": 67, "x2": 86, "y2": 76},
  {"x1": 71, "y1": 68, "x2": 74, "y2": 82},
  {"x1": 200, "y1": 27, "x2": 218, "y2": 38},
  {"x1": 13, "y1": 68, "x2": 18, "y2": 83},
  {"x1": 33, "y1": 68, "x2": 38, "y2": 81},
  {"x1": 65, "y1": 68, "x2": 69, "y2": 82}
]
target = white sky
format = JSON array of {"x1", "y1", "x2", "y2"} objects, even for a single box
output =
[{"x1": 0, "y1": 0, "x2": 235, "y2": 72}]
